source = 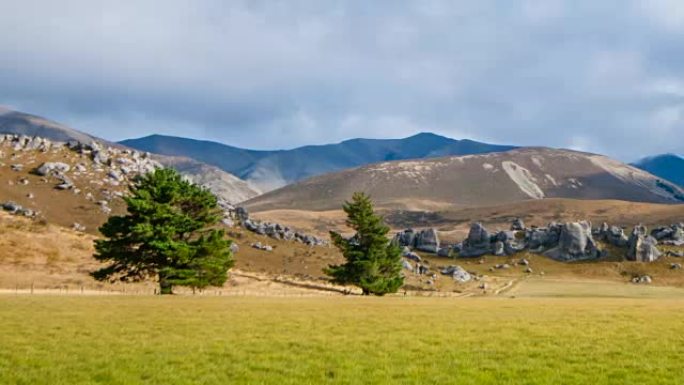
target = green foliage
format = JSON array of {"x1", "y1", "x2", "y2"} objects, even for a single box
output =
[
  {"x1": 325, "y1": 192, "x2": 403, "y2": 295},
  {"x1": 92, "y1": 168, "x2": 234, "y2": 294}
]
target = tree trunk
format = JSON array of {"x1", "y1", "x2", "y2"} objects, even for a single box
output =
[{"x1": 159, "y1": 273, "x2": 173, "y2": 295}]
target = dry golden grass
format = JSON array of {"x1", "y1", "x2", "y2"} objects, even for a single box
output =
[
  {"x1": 0, "y1": 146, "x2": 127, "y2": 233},
  {"x1": 252, "y1": 199, "x2": 684, "y2": 242},
  {"x1": 2, "y1": 209, "x2": 684, "y2": 297}
]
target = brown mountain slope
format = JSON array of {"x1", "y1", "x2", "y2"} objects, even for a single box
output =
[
  {"x1": 244, "y1": 148, "x2": 684, "y2": 211},
  {"x1": 0, "y1": 107, "x2": 259, "y2": 203}
]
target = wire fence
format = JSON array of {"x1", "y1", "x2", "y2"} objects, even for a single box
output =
[{"x1": 0, "y1": 283, "x2": 471, "y2": 298}]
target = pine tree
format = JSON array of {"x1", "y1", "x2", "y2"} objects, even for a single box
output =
[
  {"x1": 325, "y1": 192, "x2": 404, "y2": 295},
  {"x1": 92, "y1": 168, "x2": 234, "y2": 294}
]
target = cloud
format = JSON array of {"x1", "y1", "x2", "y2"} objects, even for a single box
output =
[{"x1": 0, "y1": 0, "x2": 683, "y2": 160}]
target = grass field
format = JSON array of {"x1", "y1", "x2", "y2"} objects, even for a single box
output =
[{"x1": 2, "y1": 296, "x2": 684, "y2": 385}]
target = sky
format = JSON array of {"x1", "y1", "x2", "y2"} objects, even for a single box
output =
[{"x1": 1, "y1": 1, "x2": 683, "y2": 161}]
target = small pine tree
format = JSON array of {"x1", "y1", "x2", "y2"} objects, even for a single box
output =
[
  {"x1": 92, "y1": 168, "x2": 234, "y2": 294},
  {"x1": 325, "y1": 192, "x2": 404, "y2": 295}
]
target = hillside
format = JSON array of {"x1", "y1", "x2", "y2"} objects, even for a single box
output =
[
  {"x1": 120, "y1": 133, "x2": 516, "y2": 192},
  {"x1": 0, "y1": 106, "x2": 97, "y2": 143},
  {"x1": 252, "y1": 198, "x2": 684, "y2": 241},
  {"x1": 0, "y1": 108, "x2": 258, "y2": 203},
  {"x1": 244, "y1": 147, "x2": 684, "y2": 212},
  {"x1": 632, "y1": 154, "x2": 684, "y2": 187}
]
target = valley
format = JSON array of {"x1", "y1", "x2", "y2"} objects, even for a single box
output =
[
  {"x1": 5, "y1": 4, "x2": 684, "y2": 384},
  {"x1": 0, "y1": 108, "x2": 683, "y2": 300}
]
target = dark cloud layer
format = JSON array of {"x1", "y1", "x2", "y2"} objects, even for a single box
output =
[{"x1": 1, "y1": 0, "x2": 683, "y2": 160}]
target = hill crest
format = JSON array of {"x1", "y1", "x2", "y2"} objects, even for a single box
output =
[
  {"x1": 121, "y1": 132, "x2": 517, "y2": 192},
  {"x1": 244, "y1": 147, "x2": 684, "y2": 212}
]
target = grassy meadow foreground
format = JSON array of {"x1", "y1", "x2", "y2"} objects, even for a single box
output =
[{"x1": 1, "y1": 296, "x2": 684, "y2": 385}]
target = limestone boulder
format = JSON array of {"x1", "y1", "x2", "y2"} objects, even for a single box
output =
[{"x1": 544, "y1": 221, "x2": 600, "y2": 262}]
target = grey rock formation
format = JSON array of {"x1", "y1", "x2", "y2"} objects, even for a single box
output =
[
  {"x1": 526, "y1": 224, "x2": 562, "y2": 251},
  {"x1": 1, "y1": 201, "x2": 36, "y2": 217},
  {"x1": 544, "y1": 221, "x2": 600, "y2": 262},
  {"x1": 92, "y1": 151, "x2": 110, "y2": 165},
  {"x1": 652, "y1": 224, "x2": 684, "y2": 246},
  {"x1": 251, "y1": 242, "x2": 273, "y2": 252},
  {"x1": 627, "y1": 225, "x2": 661, "y2": 262},
  {"x1": 235, "y1": 210, "x2": 326, "y2": 246},
  {"x1": 632, "y1": 275, "x2": 652, "y2": 284},
  {"x1": 493, "y1": 241, "x2": 505, "y2": 256},
  {"x1": 415, "y1": 228, "x2": 440, "y2": 253},
  {"x1": 460, "y1": 222, "x2": 493, "y2": 257},
  {"x1": 393, "y1": 229, "x2": 417, "y2": 249},
  {"x1": 601, "y1": 225, "x2": 629, "y2": 247},
  {"x1": 403, "y1": 251, "x2": 422, "y2": 262},
  {"x1": 2, "y1": 201, "x2": 22, "y2": 212},
  {"x1": 402, "y1": 259, "x2": 414, "y2": 271},
  {"x1": 495, "y1": 230, "x2": 526, "y2": 256},
  {"x1": 35, "y1": 162, "x2": 71, "y2": 176},
  {"x1": 511, "y1": 218, "x2": 526, "y2": 231},
  {"x1": 440, "y1": 265, "x2": 471, "y2": 283},
  {"x1": 234, "y1": 207, "x2": 249, "y2": 223}
]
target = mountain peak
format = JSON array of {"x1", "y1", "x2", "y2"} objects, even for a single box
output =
[
  {"x1": 405, "y1": 132, "x2": 449, "y2": 140},
  {"x1": 632, "y1": 153, "x2": 684, "y2": 187},
  {"x1": 121, "y1": 132, "x2": 516, "y2": 192}
]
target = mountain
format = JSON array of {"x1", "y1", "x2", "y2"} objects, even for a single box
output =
[
  {"x1": 244, "y1": 147, "x2": 684, "y2": 212},
  {"x1": 0, "y1": 106, "x2": 98, "y2": 143},
  {"x1": 632, "y1": 154, "x2": 684, "y2": 188},
  {"x1": 120, "y1": 132, "x2": 517, "y2": 192},
  {"x1": 0, "y1": 108, "x2": 259, "y2": 203}
]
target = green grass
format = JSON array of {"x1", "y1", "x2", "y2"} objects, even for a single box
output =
[{"x1": 1, "y1": 296, "x2": 684, "y2": 384}]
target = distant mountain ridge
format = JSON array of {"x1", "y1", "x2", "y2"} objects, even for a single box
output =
[
  {"x1": 0, "y1": 108, "x2": 259, "y2": 203},
  {"x1": 120, "y1": 132, "x2": 517, "y2": 191},
  {"x1": 244, "y1": 147, "x2": 684, "y2": 212},
  {"x1": 632, "y1": 154, "x2": 684, "y2": 188}
]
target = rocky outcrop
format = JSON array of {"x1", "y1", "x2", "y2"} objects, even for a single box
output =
[
  {"x1": 1, "y1": 201, "x2": 37, "y2": 217},
  {"x1": 632, "y1": 275, "x2": 653, "y2": 284},
  {"x1": 393, "y1": 229, "x2": 417, "y2": 248},
  {"x1": 225, "y1": 205, "x2": 327, "y2": 247},
  {"x1": 544, "y1": 221, "x2": 601, "y2": 262},
  {"x1": 35, "y1": 162, "x2": 70, "y2": 176},
  {"x1": 627, "y1": 225, "x2": 661, "y2": 262},
  {"x1": 2, "y1": 134, "x2": 162, "y2": 191},
  {"x1": 511, "y1": 218, "x2": 526, "y2": 231},
  {"x1": 459, "y1": 223, "x2": 493, "y2": 257},
  {"x1": 527, "y1": 223, "x2": 562, "y2": 251},
  {"x1": 415, "y1": 228, "x2": 440, "y2": 253},
  {"x1": 392, "y1": 227, "x2": 440, "y2": 253},
  {"x1": 251, "y1": 242, "x2": 273, "y2": 252},
  {"x1": 440, "y1": 265, "x2": 472, "y2": 283},
  {"x1": 3, "y1": 133, "x2": 257, "y2": 205},
  {"x1": 394, "y1": 218, "x2": 677, "y2": 265},
  {"x1": 651, "y1": 224, "x2": 684, "y2": 246},
  {"x1": 597, "y1": 223, "x2": 629, "y2": 247}
]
